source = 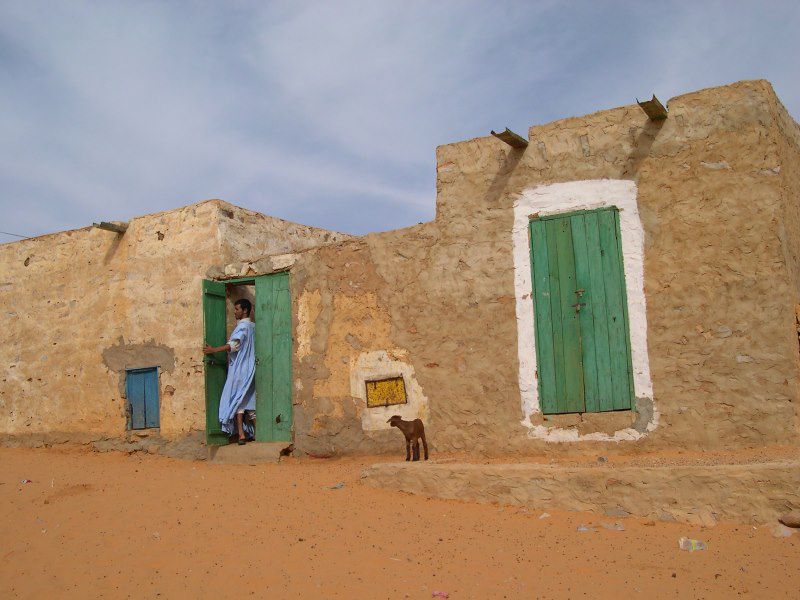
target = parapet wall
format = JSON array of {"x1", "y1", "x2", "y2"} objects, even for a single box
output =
[{"x1": 216, "y1": 203, "x2": 351, "y2": 268}]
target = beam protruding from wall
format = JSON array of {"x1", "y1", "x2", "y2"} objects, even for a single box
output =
[
  {"x1": 491, "y1": 128, "x2": 529, "y2": 149},
  {"x1": 93, "y1": 221, "x2": 129, "y2": 234},
  {"x1": 636, "y1": 95, "x2": 668, "y2": 120}
]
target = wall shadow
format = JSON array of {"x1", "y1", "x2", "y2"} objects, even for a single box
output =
[
  {"x1": 482, "y1": 147, "x2": 526, "y2": 206},
  {"x1": 623, "y1": 119, "x2": 665, "y2": 178}
]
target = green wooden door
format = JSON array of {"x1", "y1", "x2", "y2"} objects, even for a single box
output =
[
  {"x1": 254, "y1": 272, "x2": 293, "y2": 442},
  {"x1": 202, "y1": 279, "x2": 229, "y2": 445},
  {"x1": 529, "y1": 208, "x2": 634, "y2": 414}
]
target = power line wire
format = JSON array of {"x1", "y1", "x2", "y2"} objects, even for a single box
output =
[{"x1": 0, "y1": 230, "x2": 30, "y2": 239}]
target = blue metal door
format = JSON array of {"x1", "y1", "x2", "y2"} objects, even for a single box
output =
[{"x1": 125, "y1": 368, "x2": 160, "y2": 429}]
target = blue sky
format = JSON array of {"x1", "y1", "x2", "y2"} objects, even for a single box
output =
[{"x1": 1, "y1": 1, "x2": 799, "y2": 241}]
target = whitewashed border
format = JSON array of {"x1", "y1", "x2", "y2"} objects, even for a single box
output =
[{"x1": 513, "y1": 180, "x2": 657, "y2": 441}]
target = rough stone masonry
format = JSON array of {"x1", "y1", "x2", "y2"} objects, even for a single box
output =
[{"x1": 1, "y1": 80, "x2": 799, "y2": 466}]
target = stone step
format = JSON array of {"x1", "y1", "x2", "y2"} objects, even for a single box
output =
[
  {"x1": 208, "y1": 442, "x2": 291, "y2": 465},
  {"x1": 361, "y1": 460, "x2": 800, "y2": 524}
]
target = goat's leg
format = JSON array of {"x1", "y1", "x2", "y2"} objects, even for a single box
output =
[
  {"x1": 421, "y1": 432, "x2": 429, "y2": 460},
  {"x1": 412, "y1": 439, "x2": 420, "y2": 461},
  {"x1": 405, "y1": 439, "x2": 411, "y2": 461}
]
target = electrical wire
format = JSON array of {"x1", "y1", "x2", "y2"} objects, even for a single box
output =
[{"x1": 0, "y1": 230, "x2": 30, "y2": 239}]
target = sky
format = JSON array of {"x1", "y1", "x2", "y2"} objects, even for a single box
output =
[{"x1": 1, "y1": 1, "x2": 799, "y2": 241}]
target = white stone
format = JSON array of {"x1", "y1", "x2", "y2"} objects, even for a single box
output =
[
  {"x1": 700, "y1": 161, "x2": 730, "y2": 170},
  {"x1": 271, "y1": 253, "x2": 297, "y2": 271}
]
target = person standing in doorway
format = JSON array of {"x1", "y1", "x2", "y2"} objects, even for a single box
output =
[{"x1": 203, "y1": 298, "x2": 256, "y2": 444}]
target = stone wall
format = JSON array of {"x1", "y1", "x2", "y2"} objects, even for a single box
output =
[
  {"x1": 215, "y1": 203, "x2": 351, "y2": 275},
  {"x1": 0, "y1": 201, "x2": 221, "y2": 443},
  {"x1": 289, "y1": 80, "x2": 800, "y2": 456},
  {"x1": 772, "y1": 86, "x2": 800, "y2": 438},
  {"x1": 0, "y1": 199, "x2": 344, "y2": 450},
  {"x1": 3, "y1": 80, "x2": 797, "y2": 458}
]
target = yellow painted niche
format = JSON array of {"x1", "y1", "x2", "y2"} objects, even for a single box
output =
[{"x1": 365, "y1": 377, "x2": 408, "y2": 408}]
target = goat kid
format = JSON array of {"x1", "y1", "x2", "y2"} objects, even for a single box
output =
[{"x1": 387, "y1": 415, "x2": 428, "y2": 461}]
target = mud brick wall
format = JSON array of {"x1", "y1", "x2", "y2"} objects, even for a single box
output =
[{"x1": 290, "y1": 80, "x2": 800, "y2": 456}]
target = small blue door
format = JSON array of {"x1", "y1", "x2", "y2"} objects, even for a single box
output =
[{"x1": 125, "y1": 367, "x2": 160, "y2": 429}]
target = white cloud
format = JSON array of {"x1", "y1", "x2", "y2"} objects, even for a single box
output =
[{"x1": 0, "y1": 0, "x2": 798, "y2": 240}]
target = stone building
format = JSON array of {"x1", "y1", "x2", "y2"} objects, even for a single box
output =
[
  {"x1": 2, "y1": 79, "x2": 799, "y2": 464},
  {"x1": 0, "y1": 201, "x2": 349, "y2": 455}
]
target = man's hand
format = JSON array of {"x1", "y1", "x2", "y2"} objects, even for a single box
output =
[{"x1": 203, "y1": 343, "x2": 231, "y2": 355}]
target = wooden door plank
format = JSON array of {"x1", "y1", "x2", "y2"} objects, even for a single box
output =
[
  {"x1": 135, "y1": 373, "x2": 147, "y2": 429},
  {"x1": 255, "y1": 275, "x2": 275, "y2": 442},
  {"x1": 529, "y1": 220, "x2": 558, "y2": 414},
  {"x1": 123, "y1": 372, "x2": 134, "y2": 429},
  {"x1": 584, "y1": 212, "x2": 614, "y2": 412},
  {"x1": 203, "y1": 280, "x2": 229, "y2": 445},
  {"x1": 128, "y1": 371, "x2": 146, "y2": 430},
  {"x1": 553, "y1": 217, "x2": 585, "y2": 413},
  {"x1": 271, "y1": 273, "x2": 293, "y2": 442},
  {"x1": 544, "y1": 219, "x2": 567, "y2": 413},
  {"x1": 598, "y1": 210, "x2": 633, "y2": 410},
  {"x1": 143, "y1": 369, "x2": 160, "y2": 429},
  {"x1": 571, "y1": 214, "x2": 600, "y2": 413}
]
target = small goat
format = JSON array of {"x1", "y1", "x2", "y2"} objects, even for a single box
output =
[{"x1": 387, "y1": 415, "x2": 428, "y2": 461}]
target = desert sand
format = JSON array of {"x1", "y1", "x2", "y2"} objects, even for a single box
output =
[{"x1": 1, "y1": 447, "x2": 798, "y2": 599}]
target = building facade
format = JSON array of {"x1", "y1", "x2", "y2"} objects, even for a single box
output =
[{"x1": 2, "y1": 80, "x2": 799, "y2": 459}]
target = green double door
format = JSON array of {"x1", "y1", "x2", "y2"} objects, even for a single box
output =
[
  {"x1": 203, "y1": 272, "x2": 293, "y2": 445},
  {"x1": 529, "y1": 208, "x2": 634, "y2": 415}
]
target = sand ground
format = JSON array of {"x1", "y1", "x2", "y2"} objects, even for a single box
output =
[{"x1": 1, "y1": 447, "x2": 798, "y2": 599}]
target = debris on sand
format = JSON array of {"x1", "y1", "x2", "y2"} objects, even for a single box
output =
[
  {"x1": 769, "y1": 523, "x2": 795, "y2": 538},
  {"x1": 678, "y1": 537, "x2": 706, "y2": 551}
]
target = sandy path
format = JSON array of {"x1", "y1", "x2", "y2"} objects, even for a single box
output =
[{"x1": 1, "y1": 447, "x2": 797, "y2": 599}]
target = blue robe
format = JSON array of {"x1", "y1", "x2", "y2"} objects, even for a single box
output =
[{"x1": 218, "y1": 319, "x2": 256, "y2": 437}]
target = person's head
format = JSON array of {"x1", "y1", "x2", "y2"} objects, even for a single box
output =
[{"x1": 233, "y1": 298, "x2": 252, "y2": 320}]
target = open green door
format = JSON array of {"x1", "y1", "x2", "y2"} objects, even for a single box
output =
[
  {"x1": 254, "y1": 272, "x2": 293, "y2": 443},
  {"x1": 202, "y1": 279, "x2": 229, "y2": 445}
]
